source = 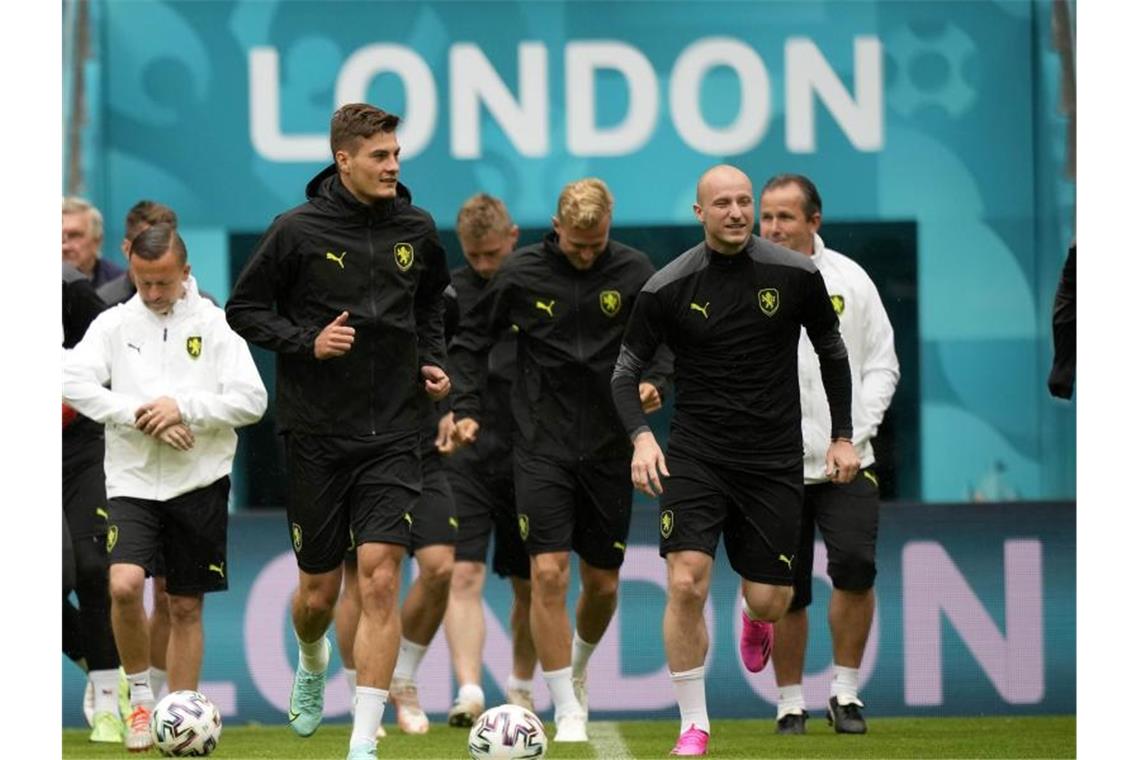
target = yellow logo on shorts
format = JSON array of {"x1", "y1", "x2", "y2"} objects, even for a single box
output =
[
  {"x1": 404, "y1": 512, "x2": 414, "y2": 527},
  {"x1": 660, "y1": 510, "x2": 674, "y2": 539},
  {"x1": 449, "y1": 516, "x2": 459, "y2": 530},
  {"x1": 518, "y1": 514, "x2": 530, "y2": 541},
  {"x1": 106, "y1": 525, "x2": 118, "y2": 553},
  {"x1": 209, "y1": 562, "x2": 226, "y2": 579},
  {"x1": 347, "y1": 528, "x2": 355, "y2": 552},
  {"x1": 863, "y1": 469, "x2": 879, "y2": 488},
  {"x1": 778, "y1": 553, "x2": 794, "y2": 570},
  {"x1": 291, "y1": 523, "x2": 303, "y2": 553}
]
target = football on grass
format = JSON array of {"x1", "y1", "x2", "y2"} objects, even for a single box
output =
[
  {"x1": 467, "y1": 703, "x2": 547, "y2": 759},
  {"x1": 149, "y1": 690, "x2": 222, "y2": 757}
]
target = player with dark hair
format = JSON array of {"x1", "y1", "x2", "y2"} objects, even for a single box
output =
[{"x1": 226, "y1": 102, "x2": 451, "y2": 760}]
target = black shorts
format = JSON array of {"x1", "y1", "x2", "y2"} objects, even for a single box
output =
[
  {"x1": 285, "y1": 432, "x2": 417, "y2": 574},
  {"x1": 62, "y1": 437, "x2": 109, "y2": 540},
  {"x1": 448, "y1": 453, "x2": 530, "y2": 579},
  {"x1": 513, "y1": 450, "x2": 631, "y2": 570},
  {"x1": 410, "y1": 450, "x2": 457, "y2": 552},
  {"x1": 107, "y1": 477, "x2": 230, "y2": 596},
  {"x1": 658, "y1": 449, "x2": 803, "y2": 585},
  {"x1": 790, "y1": 468, "x2": 881, "y2": 610}
]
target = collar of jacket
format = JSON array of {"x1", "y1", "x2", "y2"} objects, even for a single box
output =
[
  {"x1": 541, "y1": 229, "x2": 613, "y2": 274},
  {"x1": 126, "y1": 274, "x2": 202, "y2": 322},
  {"x1": 304, "y1": 163, "x2": 413, "y2": 222}
]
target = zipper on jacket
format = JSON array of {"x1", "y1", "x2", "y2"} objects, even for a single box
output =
[
  {"x1": 572, "y1": 276, "x2": 586, "y2": 459},
  {"x1": 367, "y1": 223, "x2": 377, "y2": 435}
]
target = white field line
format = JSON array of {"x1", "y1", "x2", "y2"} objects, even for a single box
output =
[{"x1": 590, "y1": 720, "x2": 635, "y2": 759}]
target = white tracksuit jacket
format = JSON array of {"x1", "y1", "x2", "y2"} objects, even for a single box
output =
[
  {"x1": 63, "y1": 276, "x2": 267, "y2": 501},
  {"x1": 797, "y1": 234, "x2": 899, "y2": 484}
]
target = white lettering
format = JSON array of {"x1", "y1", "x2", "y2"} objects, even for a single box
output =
[
  {"x1": 669, "y1": 37, "x2": 770, "y2": 155},
  {"x1": 335, "y1": 44, "x2": 437, "y2": 159},
  {"x1": 903, "y1": 540, "x2": 1044, "y2": 705},
  {"x1": 566, "y1": 41, "x2": 659, "y2": 156},
  {"x1": 785, "y1": 36, "x2": 883, "y2": 153},
  {"x1": 450, "y1": 43, "x2": 549, "y2": 159},
  {"x1": 248, "y1": 47, "x2": 327, "y2": 161}
]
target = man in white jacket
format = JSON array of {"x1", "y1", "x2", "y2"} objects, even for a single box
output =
[
  {"x1": 64, "y1": 224, "x2": 267, "y2": 751},
  {"x1": 753, "y1": 175, "x2": 899, "y2": 735}
]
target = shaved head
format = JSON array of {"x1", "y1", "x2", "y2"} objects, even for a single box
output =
[
  {"x1": 696, "y1": 164, "x2": 752, "y2": 205},
  {"x1": 693, "y1": 164, "x2": 756, "y2": 255}
]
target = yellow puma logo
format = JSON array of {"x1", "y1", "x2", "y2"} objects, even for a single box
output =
[
  {"x1": 690, "y1": 301, "x2": 710, "y2": 319},
  {"x1": 535, "y1": 299, "x2": 555, "y2": 317},
  {"x1": 208, "y1": 562, "x2": 225, "y2": 579},
  {"x1": 778, "y1": 554, "x2": 794, "y2": 570},
  {"x1": 325, "y1": 251, "x2": 347, "y2": 269}
]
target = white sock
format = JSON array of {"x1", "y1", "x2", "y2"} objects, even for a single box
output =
[
  {"x1": 831, "y1": 665, "x2": 861, "y2": 704},
  {"x1": 777, "y1": 683, "x2": 806, "y2": 719},
  {"x1": 296, "y1": 633, "x2": 329, "y2": 674},
  {"x1": 457, "y1": 683, "x2": 485, "y2": 705},
  {"x1": 349, "y1": 686, "x2": 387, "y2": 748},
  {"x1": 392, "y1": 637, "x2": 428, "y2": 682},
  {"x1": 149, "y1": 668, "x2": 168, "y2": 698},
  {"x1": 90, "y1": 669, "x2": 121, "y2": 715},
  {"x1": 543, "y1": 666, "x2": 581, "y2": 721},
  {"x1": 344, "y1": 669, "x2": 357, "y2": 715},
  {"x1": 670, "y1": 666, "x2": 710, "y2": 734},
  {"x1": 507, "y1": 675, "x2": 533, "y2": 693},
  {"x1": 570, "y1": 631, "x2": 597, "y2": 681},
  {"x1": 742, "y1": 599, "x2": 763, "y2": 621},
  {"x1": 125, "y1": 669, "x2": 155, "y2": 708}
]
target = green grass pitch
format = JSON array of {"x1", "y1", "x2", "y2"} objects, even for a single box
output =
[{"x1": 63, "y1": 715, "x2": 1075, "y2": 759}]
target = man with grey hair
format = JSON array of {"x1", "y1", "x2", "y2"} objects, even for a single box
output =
[{"x1": 63, "y1": 197, "x2": 124, "y2": 289}]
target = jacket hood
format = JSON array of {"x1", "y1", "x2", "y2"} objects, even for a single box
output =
[{"x1": 304, "y1": 163, "x2": 413, "y2": 213}]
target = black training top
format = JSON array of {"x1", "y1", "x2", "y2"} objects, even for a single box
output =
[
  {"x1": 451, "y1": 231, "x2": 672, "y2": 461},
  {"x1": 226, "y1": 165, "x2": 450, "y2": 437},
  {"x1": 612, "y1": 235, "x2": 851, "y2": 468}
]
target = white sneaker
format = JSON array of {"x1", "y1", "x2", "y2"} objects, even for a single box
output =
[
  {"x1": 554, "y1": 710, "x2": 588, "y2": 742},
  {"x1": 447, "y1": 697, "x2": 484, "y2": 728},
  {"x1": 124, "y1": 704, "x2": 154, "y2": 752},
  {"x1": 374, "y1": 724, "x2": 387, "y2": 739},
  {"x1": 389, "y1": 677, "x2": 429, "y2": 734}
]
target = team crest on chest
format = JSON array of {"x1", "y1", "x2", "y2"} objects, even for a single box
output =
[
  {"x1": 186, "y1": 336, "x2": 202, "y2": 358},
  {"x1": 394, "y1": 242, "x2": 415, "y2": 272},
  {"x1": 758, "y1": 288, "x2": 780, "y2": 317},
  {"x1": 830, "y1": 294, "x2": 845, "y2": 316},
  {"x1": 599, "y1": 290, "x2": 622, "y2": 317}
]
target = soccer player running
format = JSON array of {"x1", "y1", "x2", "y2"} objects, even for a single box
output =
[
  {"x1": 610, "y1": 165, "x2": 859, "y2": 757},
  {"x1": 450, "y1": 179, "x2": 671, "y2": 742},
  {"x1": 64, "y1": 224, "x2": 267, "y2": 752},
  {"x1": 756, "y1": 174, "x2": 899, "y2": 734},
  {"x1": 225, "y1": 103, "x2": 451, "y2": 760},
  {"x1": 441, "y1": 194, "x2": 538, "y2": 725}
]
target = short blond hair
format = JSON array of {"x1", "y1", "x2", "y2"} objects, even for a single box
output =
[
  {"x1": 456, "y1": 193, "x2": 514, "y2": 242},
  {"x1": 63, "y1": 196, "x2": 104, "y2": 241},
  {"x1": 556, "y1": 178, "x2": 613, "y2": 229}
]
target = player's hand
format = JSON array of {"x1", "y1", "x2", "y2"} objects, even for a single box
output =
[
  {"x1": 158, "y1": 423, "x2": 195, "y2": 451},
  {"x1": 639, "y1": 382, "x2": 663, "y2": 413},
  {"x1": 135, "y1": 396, "x2": 182, "y2": 436},
  {"x1": 631, "y1": 430, "x2": 669, "y2": 497},
  {"x1": 314, "y1": 311, "x2": 355, "y2": 359},
  {"x1": 436, "y1": 411, "x2": 457, "y2": 455},
  {"x1": 451, "y1": 417, "x2": 480, "y2": 448},
  {"x1": 825, "y1": 439, "x2": 860, "y2": 483},
  {"x1": 422, "y1": 365, "x2": 451, "y2": 401}
]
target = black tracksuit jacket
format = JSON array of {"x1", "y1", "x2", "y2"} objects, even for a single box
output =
[
  {"x1": 450, "y1": 232, "x2": 672, "y2": 461},
  {"x1": 226, "y1": 165, "x2": 450, "y2": 438}
]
